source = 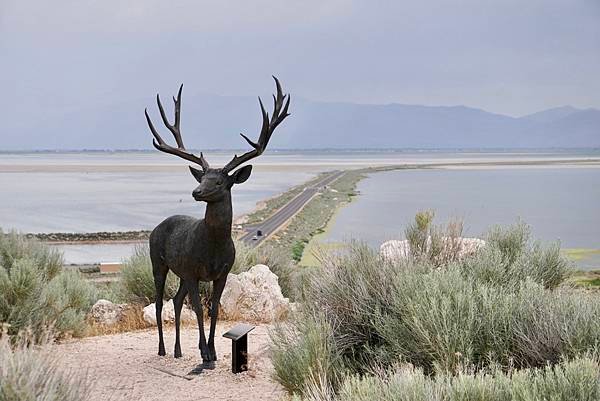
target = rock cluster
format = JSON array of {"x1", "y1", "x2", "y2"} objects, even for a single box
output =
[
  {"x1": 91, "y1": 264, "x2": 292, "y2": 328},
  {"x1": 380, "y1": 237, "x2": 486, "y2": 263},
  {"x1": 220, "y1": 264, "x2": 291, "y2": 322},
  {"x1": 89, "y1": 299, "x2": 128, "y2": 326},
  {"x1": 142, "y1": 299, "x2": 196, "y2": 325}
]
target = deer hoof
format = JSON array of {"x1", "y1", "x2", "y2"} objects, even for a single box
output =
[
  {"x1": 201, "y1": 360, "x2": 216, "y2": 370},
  {"x1": 188, "y1": 365, "x2": 204, "y2": 375},
  {"x1": 208, "y1": 348, "x2": 217, "y2": 361},
  {"x1": 174, "y1": 350, "x2": 183, "y2": 358}
]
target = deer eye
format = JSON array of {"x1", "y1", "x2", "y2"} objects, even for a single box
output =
[{"x1": 216, "y1": 179, "x2": 223, "y2": 186}]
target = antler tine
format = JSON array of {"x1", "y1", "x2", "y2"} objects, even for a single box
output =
[
  {"x1": 223, "y1": 77, "x2": 291, "y2": 173},
  {"x1": 145, "y1": 85, "x2": 210, "y2": 171},
  {"x1": 156, "y1": 84, "x2": 184, "y2": 148}
]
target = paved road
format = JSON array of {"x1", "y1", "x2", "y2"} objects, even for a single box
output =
[{"x1": 239, "y1": 170, "x2": 345, "y2": 246}]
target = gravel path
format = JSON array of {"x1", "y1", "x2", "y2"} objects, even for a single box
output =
[{"x1": 55, "y1": 323, "x2": 285, "y2": 401}]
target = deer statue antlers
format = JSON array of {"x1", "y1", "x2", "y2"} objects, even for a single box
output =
[
  {"x1": 145, "y1": 76, "x2": 290, "y2": 173},
  {"x1": 223, "y1": 76, "x2": 291, "y2": 172}
]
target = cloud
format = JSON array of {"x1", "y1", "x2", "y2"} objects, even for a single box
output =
[
  {"x1": 0, "y1": 0, "x2": 350, "y2": 35},
  {"x1": 0, "y1": 0, "x2": 599, "y2": 121}
]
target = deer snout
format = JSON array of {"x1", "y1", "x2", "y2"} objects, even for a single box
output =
[{"x1": 192, "y1": 188, "x2": 204, "y2": 200}]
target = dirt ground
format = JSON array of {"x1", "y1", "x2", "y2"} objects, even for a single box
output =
[{"x1": 55, "y1": 322, "x2": 285, "y2": 401}]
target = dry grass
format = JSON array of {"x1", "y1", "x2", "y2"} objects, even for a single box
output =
[
  {"x1": 84, "y1": 303, "x2": 151, "y2": 336},
  {"x1": 0, "y1": 327, "x2": 90, "y2": 400}
]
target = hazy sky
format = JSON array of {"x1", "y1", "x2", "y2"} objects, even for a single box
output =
[{"x1": 1, "y1": 0, "x2": 599, "y2": 118}]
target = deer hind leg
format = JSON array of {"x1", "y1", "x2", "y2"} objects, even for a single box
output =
[
  {"x1": 152, "y1": 265, "x2": 168, "y2": 357},
  {"x1": 173, "y1": 279, "x2": 188, "y2": 358},
  {"x1": 186, "y1": 280, "x2": 212, "y2": 368},
  {"x1": 207, "y1": 275, "x2": 228, "y2": 361}
]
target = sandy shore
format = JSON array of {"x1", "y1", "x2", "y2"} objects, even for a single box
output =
[{"x1": 55, "y1": 323, "x2": 284, "y2": 401}]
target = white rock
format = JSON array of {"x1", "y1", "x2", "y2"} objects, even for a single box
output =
[
  {"x1": 89, "y1": 299, "x2": 126, "y2": 326},
  {"x1": 220, "y1": 264, "x2": 290, "y2": 322},
  {"x1": 142, "y1": 299, "x2": 196, "y2": 325},
  {"x1": 380, "y1": 240, "x2": 411, "y2": 262},
  {"x1": 380, "y1": 237, "x2": 486, "y2": 263}
]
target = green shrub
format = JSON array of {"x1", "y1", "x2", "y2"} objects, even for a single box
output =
[
  {"x1": 373, "y1": 271, "x2": 600, "y2": 373},
  {"x1": 0, "y1": 229, "x2": 62, "y2": 280},
  {"x1": 404, "y1": 211, "x2": 465, "y2": 266},
  {"x1": 0, "y1": 330, "x2": 90, "y2": 400},
  {"x1": 230, "y1": 240, "x2": 256, "y2": 274},
  {"x1": 0, "y1": 231, "x2": 96, "y2": 339},
  {"x1": 293, "y1": 240, "x2": 308, "y2": 262},
  {"x1": 271, "y1": 223, "x2": 596, "y2": 397},
  {"x1": 119, "y1": 245, "x2": 179, "y2": 303},
  {"x1": 486, "y1": 220, "x2": 530, "y2": 265},
  {"x1": 271, "y1": 312, "x2": 343, "y2": 395},
  {"x1": 333, "y1": 357, "x2": 600, "y2": 401},
  {"x1": 463, "y1": 221, "x2": 571, "y2": 289}
]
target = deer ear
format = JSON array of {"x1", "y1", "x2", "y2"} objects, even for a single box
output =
[
  {"x1": 189, "y1": 166, "x2": 205, "y2": 183},
  {"x1": 231, "y1": 165, "x2": 252, "y2": 184}
]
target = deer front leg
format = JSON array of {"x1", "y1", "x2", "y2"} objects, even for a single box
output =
[
  {"x1": 207, "y1": 275, "x2": 228, "y2": 361},
  {"x1": 173, "y1": 280, "x2": 188, "y2": 358},
  {"x1": 186, "y1": 280, "x2": 211, "y2": 367},
  {"x1": 153, "y1": 270, "x2": 168, "y2": 357}
]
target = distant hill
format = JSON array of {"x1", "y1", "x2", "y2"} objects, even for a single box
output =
[
  {"x1": 3, "y1": 94, "x2": 599, "y2": 150},
  {"x1": 520, "y1": 106, "x2": 582, "y2": 123}
]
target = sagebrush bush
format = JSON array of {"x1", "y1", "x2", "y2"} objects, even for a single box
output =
[
  {"x1": 373, "y1": 271, "x2": 600, "y2": 372},
  {"x1": 0, "y1": 229, "x2": 62, "y2": 280},
  {"x1": 271, "y1": 222, "x2": 592, "y2": 397},
  {"x1": 331, "y1": 357, "x2": 600, "y2": 401},
  {"x1": 119, "y1": 245, "x2": 179, "y2": 303},
  {"x1": 404, "y1": 211, "x2": 465, "y2": 266},
  {"x1": 473, "y1": 221, "x2": 571, "y2": 289},
  {"x1": 271, "y1": 312, "x2": 343, "y2": 395},
  {"x1": 0, "y1": 330, "x2": 90, "y2": 401},
  {"x1": 0, "y1": 231, "x2": 96, "y2": 339}
]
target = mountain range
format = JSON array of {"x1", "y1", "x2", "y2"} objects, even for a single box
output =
[{"x1": 4, "y1": 94, "x2": 599, "y2": 150}]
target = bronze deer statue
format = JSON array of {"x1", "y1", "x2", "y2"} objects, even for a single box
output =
[{"x1": 144, "y1": 77, "x2": 290, "y2": 372}]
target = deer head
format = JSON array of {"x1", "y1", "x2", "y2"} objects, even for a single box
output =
[{"x1": 145, "y1": 77, "x2": 291, "y2": 204}]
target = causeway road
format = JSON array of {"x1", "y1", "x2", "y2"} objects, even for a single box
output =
[{"x1": 239, "y1": 170, "x2": 344, "y2": 246}]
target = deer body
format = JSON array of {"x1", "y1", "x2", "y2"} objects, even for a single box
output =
[
  {"x1": 144, "y1": 77, "x2": 290, "y2": 373},
  {"x1": 150, "y1": 202, "x2": 234, "y2": 283}
]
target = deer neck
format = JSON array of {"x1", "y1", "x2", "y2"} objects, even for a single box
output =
[{"x1": 203, "y1": 192, "x2": 233, "y2": 239}]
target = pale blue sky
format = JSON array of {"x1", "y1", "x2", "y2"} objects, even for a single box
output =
[{"x1": 1, "y1": 0, "x2": 599, "y2": 119}]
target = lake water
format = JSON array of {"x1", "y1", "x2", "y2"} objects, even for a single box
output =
[
  {"x1": 323, "y1": 166, "x2": 600, "y2": 269},
  {"x1": 1, "y1": 150, "x2": 598, "y2": 264},
  {"x1": 0, "y1": 152, "x2": 322, "y2": 233}
]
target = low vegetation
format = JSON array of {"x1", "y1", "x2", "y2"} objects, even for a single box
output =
[
  {"x1": 271, "y1": 218, "x2": 590, "y2": 399},
  {"x1": 0, "y1": 330, "x2": 90, "y2": 401},
  {"x1": 0, "y1": 230, "x2": 96, "y2": 340},
  {"x1": 570, "y1": 270, "x2": 600, "y2": 289},
  {"x1": 404, "y1": 210, "x2": 466, "y2": 266},
  {"x1": 326, "y1": 357, "x2": 600, "y2": 401},
  {"x1": 118, "y1": 245, "x2": 179, "y2": 303}
]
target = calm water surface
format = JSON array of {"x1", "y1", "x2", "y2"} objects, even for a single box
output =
[{"x1": 324, "y1": 167, "x2": 600, "y2": 268}]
